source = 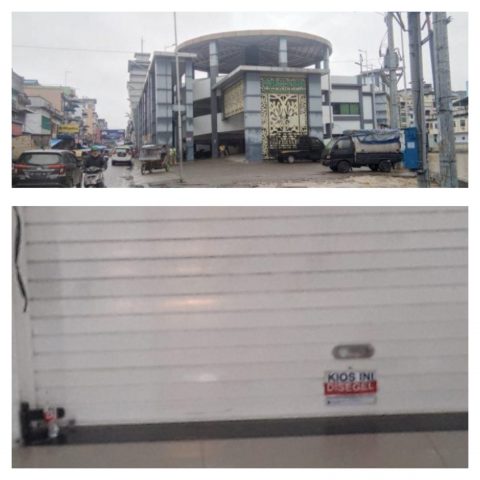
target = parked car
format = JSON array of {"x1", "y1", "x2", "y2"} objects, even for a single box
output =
[
  {"x1": 12, "y1": 150, "x2": 83, "y2": 188},
  {"x1": 111, "y1": 146, "x2": 133, "y2": 166},
  {"x1": 269, "y1": 135, "x2": 325, "y2": 163},
  {"x1": 322, "y1": 129, "x2": 403, "y2": 173}
]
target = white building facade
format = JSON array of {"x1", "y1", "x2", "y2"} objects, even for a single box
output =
[{"x1": 130, "y1": 30, "x2": 392, "y2": 162}]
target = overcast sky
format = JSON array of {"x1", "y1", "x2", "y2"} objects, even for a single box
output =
[{"x1": 12, "y1": 12, "x2": 468, "y2": 129}]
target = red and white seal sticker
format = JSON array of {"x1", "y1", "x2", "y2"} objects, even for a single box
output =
[{"x1": 324, "y1": 370, "x2": 377, "y2": 405}]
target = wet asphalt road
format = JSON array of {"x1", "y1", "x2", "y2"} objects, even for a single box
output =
[{"x1": 102, "y1": 159, "x2": 135, "y2": 188}]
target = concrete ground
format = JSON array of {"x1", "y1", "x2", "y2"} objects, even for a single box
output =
[
  {"x1": 103, "y1": 156, "x2": 419, "y2": 188},
  {"x1": 12, "y1": 430, "x2": 467, "y2": 468},
  {"x1": 102, "y1": 148, "x2": 467, "y2": 188}
]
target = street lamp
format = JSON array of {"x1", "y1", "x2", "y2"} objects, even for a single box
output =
[{"x1": 173, "y1": 12, "x2": 184, "y2": 183}]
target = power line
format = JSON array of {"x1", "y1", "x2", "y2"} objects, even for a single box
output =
[
  {"x1": 13, "y1": 44, "x2": 136, "y2": 54},
  {"x1": 14, "y1": 44, "x2": 359, "y2": 65}
]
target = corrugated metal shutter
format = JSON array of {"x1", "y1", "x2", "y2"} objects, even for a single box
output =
[{"x1": 21, "y1": 207, "x2": 467, "y2": 426}]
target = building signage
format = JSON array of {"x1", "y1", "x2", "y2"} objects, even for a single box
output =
[
  {"x1": 261, "y1": 77, "x2": 306, "y2": 94},
  {"x1": 58, "y1": 123, "x2": 80, "y2": 134},
  {"x1": 224, "y1": 81, "x2": 244, "y2": 118},
  {"x1": 101, "y1": 129, "x2": 125, "y2": 141},
  {"x1": 324, "y1": 370, "x2": 377, "y2": 405}
]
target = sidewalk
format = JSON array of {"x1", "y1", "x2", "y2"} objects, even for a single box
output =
[{"x1": 13, "y1": 430, "x2": 467, "y2": 468}]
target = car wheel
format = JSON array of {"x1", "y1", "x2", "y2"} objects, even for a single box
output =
[
  {"x1": 369, "y1": 164, "x2": 379, "y2": 171},
  {"x1": 378, "y1": 160, "x2": 392, "y2": 172},
  {"x1": 287, "y1": 155, "x2": 296, "y2": 164},
  {"x1": 336, "y1": 160, "x2": 351, "y2": 173}
]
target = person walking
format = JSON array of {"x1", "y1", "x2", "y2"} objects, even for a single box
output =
[{"x1": 169, "y1": 146, "x2": 177, "y2": 165}]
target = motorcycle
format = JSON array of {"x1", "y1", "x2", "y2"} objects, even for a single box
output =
[{"x1": 83, "y1": 166, "x2": 105, "y2": 187}]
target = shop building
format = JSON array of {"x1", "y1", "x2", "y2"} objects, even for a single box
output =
[{"x1": 130, "y1": 30, "x2": 391, "y2": 162}]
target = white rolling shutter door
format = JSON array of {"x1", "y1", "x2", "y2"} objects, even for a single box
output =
[{"x1": 21, "y1": 207, "x2": 467, "y2": 426}]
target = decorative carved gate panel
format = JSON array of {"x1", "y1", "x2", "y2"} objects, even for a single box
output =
[{"x1": 261, "y1": 77, "x2": 308, "y2": 158}]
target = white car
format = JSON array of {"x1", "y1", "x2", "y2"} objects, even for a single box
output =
[{"x1": 111, "y1": 146, "x2": 133, "y2": 166}]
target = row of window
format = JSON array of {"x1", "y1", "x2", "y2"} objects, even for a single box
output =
[
  {"x1": 331, "y1": 103, "x2": 360, "y2": 115},
  {"x1": 427, "y1": 119, "x2": 466, "y2": 130},
  {"x1": 193, "y1": 99, "x2": 361, "y2": 118}
]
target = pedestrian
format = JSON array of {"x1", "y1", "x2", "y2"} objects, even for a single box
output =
[
  {"x1": 160, "y1": 144, "x2": 168, "y2": 160},
  {"x1": 169, "y1": 146, "x2": 177, "y2": 165}
]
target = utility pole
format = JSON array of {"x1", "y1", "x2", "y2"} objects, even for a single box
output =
[
  {"x1": 385, "y1": 12, "x2": 399, "y2": 129},
  {"x1": 433, "y1": 12, "x2": 458, "y2": 187},
  {"x1": 371, "y1": 69, "x2": 377, "y2": 129},
  {"x1": 173, "y1": 12, "x2": 184, "y2": 183},
  {"x1": 325, "y1": 57, "x2": 333, "y2": 138},
  {"x1": 393, "y1": 12, "x2": 408, "y2": 128},
  {"x1": 399, "y1": 16, "x2": 408, "y2": 94},
  {"x1": 141, "y1": 37, "x2": 144, "y2": 54},
  {"x1": 358, "y1": 50, "x2": 377, "y2": 129},
  {"x1": 408, "y1": 12, "x2": 430, "y2": 187},
  {"x1": 425, "y1": 14, "x2": 439, "y2": 104},
  {"x1": 355, "y1": 52, "x2": 364, "y2": 75}
]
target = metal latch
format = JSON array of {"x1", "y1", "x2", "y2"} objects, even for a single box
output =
[{"x1": 332, "y1": 344, "x2": 375, "y2": 360}]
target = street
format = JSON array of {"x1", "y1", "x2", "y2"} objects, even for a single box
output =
[{"x1": 102, "y1": 160, "x2": 137, "y2": 188}]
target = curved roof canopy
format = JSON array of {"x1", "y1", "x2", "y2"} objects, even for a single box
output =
[{"x1": 178, "y1": 30, "x2": 332, "y2": 74}]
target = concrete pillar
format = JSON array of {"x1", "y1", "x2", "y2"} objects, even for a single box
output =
[
  {"x1": 279, "y1": 37, "x2": 288, "y2": 67},
  {"x1": 134, "y1": 100, "x2": 140, "y2": 148},
  {"x1": 148, "y1": 72, "x2": 154, "y2": 143},
  {"x1": 150, "y1": 71, "x2": 156, "y2": 143},
  {"x1": 145, "y1": 74, "x2": 151, "y2": 143},
  {"x1": 184, "y1": 60, "x2": 194, "y2": 161},
  {"x1": 307, "y1": 73, "x2": 324, "y2": 139},
  {"x1": 209, "y1": 41, "x2": 219, "y2": 158},
  {"x1": 357, "y1": 81, "x2": 365, "y2": 129},
  {"x1": 244, "y1": 72, "x2": 263, "y2": 162},
  {"x1": 154, "y1": 56, "x2": 173, "y2": 146}
]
